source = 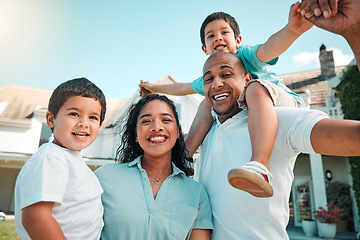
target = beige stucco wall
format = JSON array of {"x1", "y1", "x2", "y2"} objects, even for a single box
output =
[{"x1": 294, "y1": 154, "x2": 349, "y2": 185}]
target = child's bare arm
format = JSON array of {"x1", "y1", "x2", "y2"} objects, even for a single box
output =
[
  {"x1": 257, "y1": 1, "x2": 313, "y2": 63},
  {"x1": 185, "y1": 99, "x2": 213, "y2": 157},
  {"x1": 22, "y1": 202, "x2": 66, "y2": 240},
  {"x1": 189, "y1": 229, "x2": 211, "y2": 240},
  {"x1": 139, "y1": 80, "x2": 196, "y2": 96}
]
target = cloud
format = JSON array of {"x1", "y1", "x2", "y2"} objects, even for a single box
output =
[
  {"x1": 292, "y1": 51, "x2": 319, "y2": 67},
  {"x1": 292, "y1": 48, "x2": 353, "y2": 68},
  {"x1": 329, "y1": 48, "x2": 354, "y2": 66}
]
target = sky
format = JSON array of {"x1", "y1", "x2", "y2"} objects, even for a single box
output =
[{"x1": 0, "y1": 0, "x2": 355, "y2": 100}]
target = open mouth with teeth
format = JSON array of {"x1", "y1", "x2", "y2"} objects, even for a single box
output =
[
  {"x1": 148, "y1": 135, "x2": 168, "y2": 143},
  {"x1": 73, "y1": 132, "x2": 89, "y2": 140},
  {"x1": 213, "y1": 93, "x2": 230, "y2": 101},
  {"x1": 215, "y1": 45, "x2": 226, "y2": 51}
]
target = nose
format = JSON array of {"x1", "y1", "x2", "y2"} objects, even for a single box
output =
[
  {"x1": 215, "y1": 33, "x2": 223, "y2": 42},
  {"x1": 211, "y1": 76, "x2": 224, "y2": 89},
  {"x1": 150, "y1": 119, "x2": 163, "y2": 132},
  {"x1": 77, "y1": 118, "x2": 89, "y2": 128}
]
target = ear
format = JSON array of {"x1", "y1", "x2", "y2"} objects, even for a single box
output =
[
  {"x1": 244, "y1": 72, "x2": 252, "y2": 84},
  {"x1": 202, "y1": 45, "x2": 209, "y2": 55},
  {"x1": 46, "y1": 111, "x2": 55, "y2": 129},
  {"x1": 235, "y1": 35, "x2": 242, "y2": 49}
]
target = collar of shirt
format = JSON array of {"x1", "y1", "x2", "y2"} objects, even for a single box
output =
[
  {"x1": 128, "y1": 155, "x2": 186, "y2": 179},
  {"x1": 212, "y1": 108, "x2": 249, "y2": 127}
]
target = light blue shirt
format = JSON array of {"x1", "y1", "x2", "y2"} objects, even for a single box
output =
[
  {"x1": 95, "y1": 156, "x2": 213, "y2": 240},
  {"x1": 191, "y1": 44, "x2": 305, "y2": 107}
]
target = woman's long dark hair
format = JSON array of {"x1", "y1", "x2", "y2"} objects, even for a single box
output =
[{"x1": 115, "y1": 94, "x2": 193, "y2": 176}]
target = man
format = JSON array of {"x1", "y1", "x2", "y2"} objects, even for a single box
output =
[{"x1": 198, "y1": 52, "x2": 360, "y2": 239}]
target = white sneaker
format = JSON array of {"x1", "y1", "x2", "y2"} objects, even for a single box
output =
[{"x1": 228, "y1": 161, "x2": 273, "y2": 198}]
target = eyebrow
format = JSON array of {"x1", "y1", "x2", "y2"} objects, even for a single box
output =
[
  {"x1": 139, "y1": 113, "x2": 174, "y2": 120},
  {"x1": 66, "y1": 107, "x2": 100, "y2": 116},
  {"x1": 205, "y1": 26, "x2": 231, "y2": 36},
  {"x1": 203, "y1": 65, "x2": 234, "y2": 78}
]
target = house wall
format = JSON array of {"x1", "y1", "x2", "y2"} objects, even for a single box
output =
[
  {"x1": 322, "y1": 156, "x2": 350, "y2": 183},
  {"x1": 169, "y1": 95, "x2": 204, "y2": 133},
  {"x1": 0, "y1": 167, "x2": 19, "y2": 212},
  {"x1": 294, "y1": 155, "x2": 313, "y2": 176},
  {"x1": 83, "y1": 128, "x2": 120, "y2": 159},
  {"x1": 0, "y1": 119, "x2": 42, "y2": 154},
  {"x1": 294, "y1": 155, "x2": 350, "y2": 187}
]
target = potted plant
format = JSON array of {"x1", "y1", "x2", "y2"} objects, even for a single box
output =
[
  {"x1": 326, "y1": 181, "x2": 353, "y2": 232},
  {"x1": 302, "y1": 218, "x2": 317, "y2": 237},
  {"x1": 313, "y1": 203, "x2": 344, "y2": 239}
]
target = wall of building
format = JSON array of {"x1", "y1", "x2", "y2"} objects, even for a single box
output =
[
  {"x1": 0, "y1": 167, "x2": 19, "y2": 213},
  {"x1": 0, "y1": 119, "x2": 42, "y2": 154}
]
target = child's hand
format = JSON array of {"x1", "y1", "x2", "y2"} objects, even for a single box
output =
[
  {"x1": 303, "y1": 0, "x2": 360, "y2": 38},
  {"x1": 298, "y1": 0, "x2": 338, "y2": 19},
  {"x1": 139, "y1": 80, "x2": 154, "y2": 97},
  {"x1": 297, "y1": 0, "x2": 314, "y2": 18},
  {"x1": 289, "y1": 1, "x2": 314, "y2": 35}
]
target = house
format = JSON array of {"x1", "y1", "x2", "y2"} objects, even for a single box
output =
[
  {"x1": 280, "y1": 44, "x2": 358, "y2": 230},
  {"x1": 0, "y1": 45, "x2": 358, "y2": 232}
]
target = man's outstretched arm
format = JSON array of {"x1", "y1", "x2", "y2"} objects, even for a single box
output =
[{"x1": 311, "y1": 118, "x2": 360, "y2": 156}]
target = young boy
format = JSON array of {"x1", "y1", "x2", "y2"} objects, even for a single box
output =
[
  {"x1": 14, "y1": 78, "x2": 106, "y2": 239},
  {"x1": 139, "y1": 2, "x2": 313, "y2": 198}
]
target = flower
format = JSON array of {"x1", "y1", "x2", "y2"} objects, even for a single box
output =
[{"x1": 313, "y1": 203, "x2": 344, "y2": 224}]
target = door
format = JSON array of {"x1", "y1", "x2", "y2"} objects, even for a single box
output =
[{"x1": 292, "y1": 177, "x2": 315, "y2": 227}]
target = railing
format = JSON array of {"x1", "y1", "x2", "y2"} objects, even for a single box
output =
[{"x1": 315, "y1": 106, "x2": 343, "y2": 119}]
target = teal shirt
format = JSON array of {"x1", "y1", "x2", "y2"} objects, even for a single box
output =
[
  {"x1": 95, "y1": 156, "x2": 213, "y2": 240},
  {"x1": 191, "y1": 44, "x2": 305, "y2": 107}
]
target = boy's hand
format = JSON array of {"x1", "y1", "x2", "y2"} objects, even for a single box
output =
[
  {"x1": 289, "y1": 1, "x2": 314, "y2": 35},
  {"x1": 139, "y1": 80, "x2": 154, "y2": 97},
  {"x1": 304, "y1": 0, "x2": 360, "y2": 38},
  {"x1": 298, "y1": 0, "x2": 338, "y2": 19}
]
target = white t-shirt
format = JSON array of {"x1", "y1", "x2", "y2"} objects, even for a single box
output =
[
  {"x1": 199, "y1": 107, "x2": 328, "y2": 240},
  {"x1": 15, "y1": 142, "x2": 104, "y2": 240}
]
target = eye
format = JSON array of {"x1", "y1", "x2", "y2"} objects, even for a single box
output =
[
  {"x1": 222, "y1": 72, "x2": 233, "y2": 79},
  {"x1": 204, "y1": 77, "x2": 213, "y2": 84},
  {"x1": 69, "y1": 112, "x2": 79, "y2": 117},
  {"x1": 207, "y1": 34, "x2": 214, "y2": 39},
  {"x1": 140, "y1": 119, "x2": 151, "y2": 125},
  {"x1": 162, "y1": 118, "x2": 173, "y2": 123},
  {"x1": 90, "y1": 116, "x2": 99, "y2": 121},
  {"x1": 222, "y1": 30, "x2": 229, "y2": 35}
]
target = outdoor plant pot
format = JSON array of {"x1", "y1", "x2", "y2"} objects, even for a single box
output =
[
  {"x1": 302, "y1": 219, "x2": 317, "y2": 237},
  {"x1": 318, "y1": 222, "x2": 336, "y2": 239}
]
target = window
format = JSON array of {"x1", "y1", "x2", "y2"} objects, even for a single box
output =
[
  {"x1": 175, "y1": 103, "x2": 181, "y2": 122},
  {"x1": 39, "y1": 123, "x2": 52, "y2": 147}
]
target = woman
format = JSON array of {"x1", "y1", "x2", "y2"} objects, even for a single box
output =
[{"x1": 95, "y1": 94, "x2": 213, "y2": 240}]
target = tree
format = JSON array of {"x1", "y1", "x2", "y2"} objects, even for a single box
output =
[{"x1": 336, "y1": 64, "x2": 360, "y2": 220}]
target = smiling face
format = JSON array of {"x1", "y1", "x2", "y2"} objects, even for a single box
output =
[
  {"x1": 203, "y1": 52, "x2": 251, "y2": 123},
  {"x1": 202, "y1": 19, "x2": 242, "y2": 56},
  {"x1": 46, "y1": 95, "x2": 102, "y2": 151},
  {"x1": 136, "y1": 99, "x2": 179, "y2": 161}
]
